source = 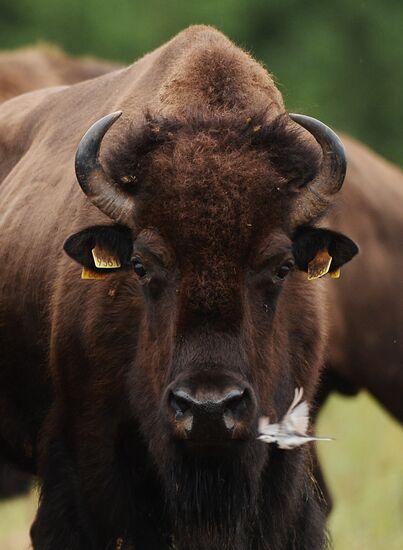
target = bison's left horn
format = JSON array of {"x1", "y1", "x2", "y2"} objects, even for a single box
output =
[
  {"x1": 289, "y1": 113, "x2": 347, "y2": 224},
  {"x1": 75, "y1": 111, "x2": 133, "y2": 225}
]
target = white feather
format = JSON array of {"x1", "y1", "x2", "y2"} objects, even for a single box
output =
[{"x1": 257, "y1": 387, "x2": 332, "y2": 450}]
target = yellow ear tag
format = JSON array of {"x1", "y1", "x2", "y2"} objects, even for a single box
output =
[
  {"x1": 81, "y1": 267, "x2": 108, "y2": 280},
  {"x1": 91, "y1": 246, "x2": 121, "y2": 269},
  {"x1": 330, "y1": 268, "x2": 341, "y2": 279},
  {"x1": 307, "y1": 249, "x2": 332, "y2": 280}
]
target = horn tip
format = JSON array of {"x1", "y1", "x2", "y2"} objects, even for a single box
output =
[{"x1": 101, "y1": 110, "x2": 123, "y2": 126}]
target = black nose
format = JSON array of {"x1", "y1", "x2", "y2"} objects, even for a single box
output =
[{"x1": 168, "y1": 387, "x2": 254, "y2": 441}]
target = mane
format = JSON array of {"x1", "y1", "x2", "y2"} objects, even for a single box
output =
[{"x1": 106, "y1": 110, "x2": 321, "y2": 195}]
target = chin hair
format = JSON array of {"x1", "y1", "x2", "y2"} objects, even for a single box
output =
[{"x1": 161, "y1": 443, "x2": 266, "y2": 550}]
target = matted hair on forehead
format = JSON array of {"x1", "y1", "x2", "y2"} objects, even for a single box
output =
[{"x1": 105, "y1": 110, "x2": 321, "y2": 195}]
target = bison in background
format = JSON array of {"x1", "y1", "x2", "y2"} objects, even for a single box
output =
[
  {"x1": 322, "y1": 134, "x2": 403, "y2": 422},
  {"x1": 311, "y1": 133, "x2": 403, "y2": 510},
  {"x1": 0, "y1": 45, "x2": 121, "y2": 104},
  {"x1": 0, "y1": 460, "x2": 31, "y2": 499}
]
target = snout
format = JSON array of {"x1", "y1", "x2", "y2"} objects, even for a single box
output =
[{"x1": 166, "y1": 383, "x2": 257, "y2": 442}]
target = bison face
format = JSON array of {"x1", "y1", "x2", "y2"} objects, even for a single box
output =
[
  {"x1": 64, "y1": 216, "x2": 357, "y2": 547},
  {"x1": 64, "y1": 110, "x2": 358, "y2": 547}
]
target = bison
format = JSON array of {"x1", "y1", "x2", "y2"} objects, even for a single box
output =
[
  {"x1": 0, "y1": 26, "x2": 360, "y2": 549},
  {"x1": 311, "y1": 132, "x2": 403, "y2": 510},
  {"x1": 320, "y1": 133, "x2": 403, "y2": 423},
  {"x1": 0, "y1": 44, "x2": 121, "y2": 104}
]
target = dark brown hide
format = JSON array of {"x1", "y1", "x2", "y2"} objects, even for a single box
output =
[
  {"x1": 312, "y1": 137, "x2": 403, "y2": 511},
  {"x1": 0, "y1": 43, "x2": 120, "y2": 501},
  {"x1": 0, "y1": 26, "x2": 361, "y2": 550},
  {"x1": 320, "y1": 137, "x2": 403, "y2": 421}
]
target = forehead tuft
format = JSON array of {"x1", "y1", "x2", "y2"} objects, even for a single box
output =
[{"x1": 106, "y1": 112, "x2": 320, "y2": 261}]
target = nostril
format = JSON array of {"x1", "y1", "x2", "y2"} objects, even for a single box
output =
[
  {"x1": 167, "y1": 385, "x2": 255, "y2": 440},
  {"x1": 169, "y1": 390, "x2": 194, "y2": 416},
  {"x1": 168, "y1": 390, "x2": 195, "y2": 435},
  {"x1": 222, "y1": 389, "x2": 249, "y2": 431},
  {"x1": 223, "y1": 389, "x2": 248, "y2": 415}
]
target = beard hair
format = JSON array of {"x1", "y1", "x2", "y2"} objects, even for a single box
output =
[{"x1": 161, "y1": 443, "x2": 266, "y2": 550}]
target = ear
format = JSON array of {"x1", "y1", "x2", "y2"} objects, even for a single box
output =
[
  {"x1": 63, "y1": 224, "x2": 133, "y2": 271},
  {"x1": 292, "y1": 227, "x2": 359, "y2": 278}
]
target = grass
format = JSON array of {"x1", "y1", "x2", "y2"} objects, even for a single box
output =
[
  {"x1": 317, "y1": 392, "x2": 403, "y2": 549},
  {"x1": 0, "y1": 489, "x2": 36, "y2": 550},
  {"x1": 0, "y1": 392, "x2": 401, "y2": 549}
]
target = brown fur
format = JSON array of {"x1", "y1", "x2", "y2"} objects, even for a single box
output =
[
  {"x1": 0, "y1": 26, "x2": 370, "y2": 549},
  {"x1": 106, "y1": 111, "x2": 320, "y2": 333},
  {"x1": 321, "y1": 136, "x2": 403, "y2": 421},
  {"x1": 0, "y1": 42, "x2": 121, "y2": 501},
  {"x1": 0, "y1": 45, "x2": 121, "y2": 104},
  {"x1": 312, "y1": 137, "x2": 403, "y2": 510}
]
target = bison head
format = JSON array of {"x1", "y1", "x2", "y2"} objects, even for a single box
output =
[{"x1": 64, "y1": 110, "x2": 357, "y2": 548}]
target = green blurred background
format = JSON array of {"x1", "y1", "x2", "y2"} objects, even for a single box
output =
[
  {"x1": 0, "y1": 0, "x2": 402, "y2": 165},
  {"x1": 0, "y1": 0, "x2": 402, "y2": 548}
]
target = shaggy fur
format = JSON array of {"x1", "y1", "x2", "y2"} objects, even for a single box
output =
[
  {"x1": 0, "y1": 26, "x2": 362, "y2": 549},
  {"x1": 106, "y1": 111, "x2": 321, "y2": 198}
]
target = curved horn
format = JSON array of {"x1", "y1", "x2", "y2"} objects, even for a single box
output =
[
  {"x1": 75, "y1": 111, "x2": 134, "y2": 225},
  {"x1": 289, "y1": 113, "x2": 347, "y2": 224}
]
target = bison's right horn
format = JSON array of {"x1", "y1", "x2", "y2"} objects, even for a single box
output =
[{"x1": 75, "y1": 111, "x2": 134, "y2": 225}]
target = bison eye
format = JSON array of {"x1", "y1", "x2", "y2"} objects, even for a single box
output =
[
  {"x1": 273, "y1": 260, "x2": 294, "y2": 282},
  {"x1": 132, "y1": 259, "x2": 147, "y2": 279}
]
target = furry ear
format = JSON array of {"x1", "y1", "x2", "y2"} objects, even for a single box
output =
[
  {"x1": 293, "y1": 227, "x2": 359, "y2": 273},
  {"x1": 63, "y1": 224, "x2": 133, "y2": 270}
]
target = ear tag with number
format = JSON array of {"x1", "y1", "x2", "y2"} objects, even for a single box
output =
[
  {"x1": 307, "y1": 249, "x2": 332, "y2": 280},
  {"x1": 92, "y1": 245, "x2": 121, "y2": 269},
  {"x1": 81, "y1": 267, "x2": 108, "y2": 280}
]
